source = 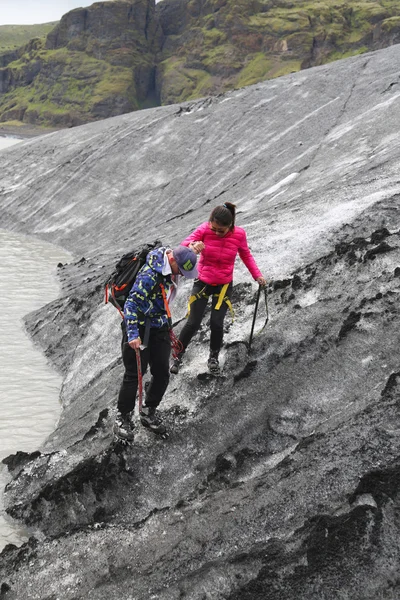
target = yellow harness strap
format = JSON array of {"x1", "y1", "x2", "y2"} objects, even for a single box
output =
[
  {"x1": 214, "y1": 283, "x2": 234, "y2": 320},
  {"x1": 186, "y1": 283, "x2": 235, "y2": 320},
  {"x1": 224, "y1": 297, "x2": 235, "y2": 320},
  {"x1": 214, "y1": 283, "x2": 229, "y2": 310},
  {"x1": 186, "y1": 286, "x2": 207, "y2": 317}
]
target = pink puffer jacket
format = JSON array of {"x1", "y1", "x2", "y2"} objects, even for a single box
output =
[{"x1": 181, "y1": 222, "x2": 262, "y2": 285}]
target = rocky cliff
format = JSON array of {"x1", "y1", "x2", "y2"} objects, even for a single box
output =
[
  {"x1": 0, "y1": 44, "x2": 400, "y2": 599},
  {"x1": 156, "y1": 0, "x2": 400, "y2": 103},
  {"x1": 2, "y1": 0, "x2": 400, "y2": 128},
  {"x1": 0, "y1": 0, "x2": 162, "y2": 127}
]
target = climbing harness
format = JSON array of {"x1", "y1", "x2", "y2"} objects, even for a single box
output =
[
  {"x1": 186, "y1": 283, "x2": 234, "y2": 320},
  {"x1": 248, "y1": 285, "x2": 269, "y2": 352}
]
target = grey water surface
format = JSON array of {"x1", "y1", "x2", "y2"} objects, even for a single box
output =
[
  {"x1": 0, "y1": 228, "x2": 70, "y2": 548},
  {"x1": 0, "y1": 136, "x2": 21, "y2": 151},
  {"x1": 0, "y1": 135, "x2": 71, "y2": 549}
]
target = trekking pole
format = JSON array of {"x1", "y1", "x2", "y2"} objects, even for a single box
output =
[
  {"x1": 248, "y1": 285, "x2": 269, "y2": 352},
  {"x1": 248, "y1": 285, "x2": 261, "y2": 353},
  {"x1": 135, "y1": 348, "x2": 143, "y2": 413}
]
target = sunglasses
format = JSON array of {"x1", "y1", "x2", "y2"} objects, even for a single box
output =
[{"x1": 209, "y1": 224, "x2": 229, "y2": 234}]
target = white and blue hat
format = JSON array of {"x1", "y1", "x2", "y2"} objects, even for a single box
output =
[{"x1": 173, "y1": 245, "x2": 198, "y2": 279}]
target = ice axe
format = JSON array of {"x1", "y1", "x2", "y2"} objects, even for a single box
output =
[
  {"x1": 248, "y1": 285, "x2": 269, "y2": 352},
  {"x1": 135, "y1": 348, "x2": 143, "y2": 413}
]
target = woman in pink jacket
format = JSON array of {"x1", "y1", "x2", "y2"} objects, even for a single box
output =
[{"x1": 171, "y1": 202, "x2": 266, "y2": 375}]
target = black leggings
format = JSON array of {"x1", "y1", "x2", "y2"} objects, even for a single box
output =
[
  {"x1": 118, "y1": 324, "x2": 171, "y2": 414},
  {"x1": 179, "y1": 279, "x2": 233, "y2": 355}
]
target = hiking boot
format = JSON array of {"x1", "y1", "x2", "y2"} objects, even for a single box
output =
[
  {"x1": 170, "y1": 355, "x2": 183, "y2": 374},
  {"x1": 207, "y1": 355, "x2": 220, "y2": 375},
  {"x1": 140, "y1": 406, "x2": 167, "y2": 435},
  {"x1": 113, "y1": 411, "x2": 134, "y2": 443}
]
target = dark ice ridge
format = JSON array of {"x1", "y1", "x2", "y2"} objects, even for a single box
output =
[{"x1": 0, "y1": 45, "x2": 400, "y2": 599}]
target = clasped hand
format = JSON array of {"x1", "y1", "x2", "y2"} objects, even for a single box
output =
[{"x1": 189, "y1": 241, "x2": 205, "y2": 254}]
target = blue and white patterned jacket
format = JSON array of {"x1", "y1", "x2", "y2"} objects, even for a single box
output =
[{"x1": 124, "y1": 247, "x2": 173, "y2": 342}]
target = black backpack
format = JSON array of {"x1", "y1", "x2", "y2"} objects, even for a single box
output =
[{"x1": 105, "y1": 241, "x2": 162, "y2": 317}]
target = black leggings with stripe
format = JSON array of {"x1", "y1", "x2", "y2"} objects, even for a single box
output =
[{"x1": 178, "y1": 279, "x2": 233, "y2": 355}]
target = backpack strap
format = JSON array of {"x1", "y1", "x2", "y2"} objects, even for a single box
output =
[
  {"x1": 160, "y1": 282, "x2": 184, "y2": 358},
  {"x1": 105, "y1": 282, "x2": 125, "y2": 319},
  {"x1": 159, "y1": 283, "x2": 172, "y2": 327},
  {"x1": 142, "y1": 317, "x2": 152, "y2": 349}
]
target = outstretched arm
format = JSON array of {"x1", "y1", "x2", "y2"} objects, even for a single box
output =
[
  {"x1": 181, "y1": 222, "x2": 208, "y2": 251},
  {"x1": 238, "y1": 230, "x2": 266, "y2": 284}
]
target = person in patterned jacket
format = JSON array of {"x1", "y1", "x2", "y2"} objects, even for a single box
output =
[{"x1": 114, "y1": 245, "x2": 198, "y2": 442}]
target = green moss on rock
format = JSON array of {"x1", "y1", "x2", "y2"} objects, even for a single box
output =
[
  {"x1": 157, "y1": 57, "x2": 212, "y2": 104},
  {"x1": 381, "y1": 16, "x2": 400, "y2": 32},
  {"x1": 326, "y1": 46, "x2": 369, "y2": 62},
  {"x1": 0, "y1": 23, "x2": 57, "y2": 54},
  {"x1": 3, "y1": 0, "x2": 400, "y2": 127},
  {"x1": 236, "y1": 53, "x2": 272, "y2": 87},
  {"x1": 0, "y1": 47, "x2": 136, "y2": 126},
  {"x1": 270, "y1": 58, "x2": 303, "y2": 78}
]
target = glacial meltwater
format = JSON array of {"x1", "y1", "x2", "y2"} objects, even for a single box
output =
[
  {"x1": 0, "y1": 136, "x2": 21, "y2": 151},
  {"x1": 0, "y1": 136, "x2": 71, "y2": 550}
]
